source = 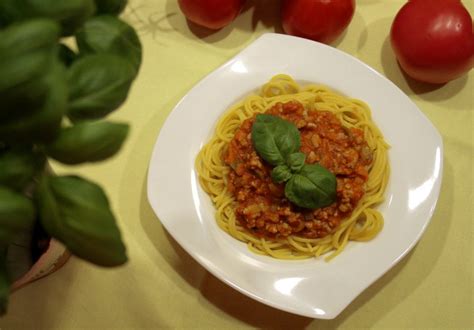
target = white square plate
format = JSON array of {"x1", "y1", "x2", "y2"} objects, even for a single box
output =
[{"x1": 147, "y1": 33, "x2": 443, "y2": 319}]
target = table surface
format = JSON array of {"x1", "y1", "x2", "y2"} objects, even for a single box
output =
[{"x1": 1, "y1": 0, "x2": 472, "y2": 328}]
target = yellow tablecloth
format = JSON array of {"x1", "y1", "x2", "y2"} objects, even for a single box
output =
[{"x1": 1, "y1": 0, "x2": 472, "y2": 328}]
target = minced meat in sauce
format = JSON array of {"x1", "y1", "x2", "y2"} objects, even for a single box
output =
[{"x1": 224, "y1": 101, "x2": 373, "y2": 239}]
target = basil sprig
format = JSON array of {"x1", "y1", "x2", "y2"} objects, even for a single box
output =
[
  {"x1": 251, "y1": 114, "x2": 336, "y2": 209},
  {"x1": 0, "y1": 0, "x2": 143, "y2": 314}
]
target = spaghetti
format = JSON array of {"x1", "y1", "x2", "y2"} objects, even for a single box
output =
[{"x1": 195, "y1": 74, "x2": 389, "y2": 260}]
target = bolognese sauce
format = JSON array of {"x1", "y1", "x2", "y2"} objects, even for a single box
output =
[{"x1": 224, "y1": 101, "x2": 374, "y2": 239}]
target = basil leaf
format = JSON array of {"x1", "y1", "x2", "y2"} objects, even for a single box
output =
[
  {"x1": 36, "y1": 175, "x2": 127, "y2": 267},
  {"x1": 76, "y1": 15, "x2": 141, "y2": 75},
  {"x1": 46, "y1": 121, "x2": 129, "y2": 164},
  {"x1": 0, "y1": 0, "x2": 96, "y2": 36},
  {"x1": 287, "y1": 152, "x2": 306, "y2": 172},
  {"x1": 0, "y1": 186, "x2": 36, "y2": 246},
  {"x1": 252, "y1": 114, "x2": 301, "y2": 166},
  {"x1": 0, "y1": 19, "x2": 60, "y2": 116},
  {"x1": 0, "y1": 61, "x2": 67, "y2": 143},
  {"x1": 94, "y1": 0, "x2": 128, "y2": 15},
  {"x1": 271, "y1": 164, "x2": 292, "y2": 183},
  {"x1": 285, "y1": 164, "x2": 337, "y2": 209},
  {"x1": 67, "y1": 54, "x2": 135, "y2": 121},
  {"x1": 0, "y1": 147, "x2": 46, "y2": 191}
]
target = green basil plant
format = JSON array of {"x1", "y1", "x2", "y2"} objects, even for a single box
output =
[{"x1": 0, "y1": 0, "x2": 141, "y2": 314}]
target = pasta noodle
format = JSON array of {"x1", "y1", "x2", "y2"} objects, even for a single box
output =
[{"x1": 195, "y1": 74, "x2": 390, "y2": 260}]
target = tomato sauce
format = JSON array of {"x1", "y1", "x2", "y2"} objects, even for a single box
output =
[{"x1": 224, "y1": 101, "x2": 373, "y2": 239}]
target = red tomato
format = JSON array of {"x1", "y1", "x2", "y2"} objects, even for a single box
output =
[
  {"x1": 390, "y1": 0, "x2": 474, "y2": 84},
  {"x1": 281, "y1": 0, "x2": 356, "y2": 44},
  {"x1": 178, "y1": 0, "x2": 246, "y2": 30}
]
